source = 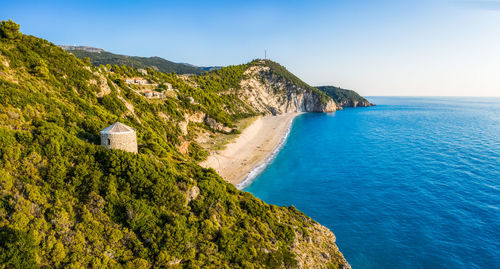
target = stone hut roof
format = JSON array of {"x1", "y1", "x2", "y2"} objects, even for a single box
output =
[{"x1": 100, "y1": 122, "x2": 135, "y2": 134}]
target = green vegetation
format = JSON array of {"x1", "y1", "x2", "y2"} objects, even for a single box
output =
[
  {"x1": 316, "y1": 86, "x2": 373, "y2": 107},
  {"x1": 0, "y1": 20, "x2": 21, "y2": 39},
  {"x1": 194, "y1": 63, "x2": 248, "y2": 93},
  {"x1": 0, "y1": 227, "x2": 38, "y2": 268},
  {"x1": 64, "y1": 47, "x2": 206, "y2": 74},
  {"x1": 200, "y1": 116, "x2": 257, "y2": 152},
  {"x1": 100, "y1": 61, "x2": 257, "y2": 128},
  {"x1": 0, "y1": 21, "x2": 349, "y2": 268},
  {"x1": 256, "y1": 60, "x2": 332, "y2": 105}
]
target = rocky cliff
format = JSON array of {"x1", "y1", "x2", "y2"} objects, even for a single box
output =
[
  {"x1": 240, "y1": 64, "x2": 338, "y2": 114},
  {"x1": 293, "y1": 220, "x2": 351, "y2": 268},
  {"x1": 316, "y1": 85, "x2": 374, "y2": 108},
  {"x1": 336, "y1": 99, "x2": 373, "y2": 108}
]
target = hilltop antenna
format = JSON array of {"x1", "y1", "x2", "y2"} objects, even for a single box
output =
[{"x1": 265, "y1": 49, "x2": 267, "y2": 60}]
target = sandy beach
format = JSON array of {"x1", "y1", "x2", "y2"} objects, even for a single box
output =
[{"x1": 200, "y1": 113, "x2": 299, "y2": 186}]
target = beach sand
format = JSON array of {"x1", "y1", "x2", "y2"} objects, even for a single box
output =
[{"x1": 200, "y1": 113, "x2": 299, "y2": 186}]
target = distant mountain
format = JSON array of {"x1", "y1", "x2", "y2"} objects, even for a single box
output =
[
  {"x1": 59, "y1": 45, "x2": 106, "y2": 53},
  {"x1": 316, "y1": 86, "x2": 374, "y2": 107},
  {"x1": 178, "y1": 62, "x2": 222, "y2": 72},
  {"x1": 200, "y1": 66, "x2": 222, "y2": 71},
  {"x1": 60, "y1": 45, "x2": 206, "y2": 74}
]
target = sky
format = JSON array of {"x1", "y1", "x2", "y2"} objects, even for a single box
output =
[{"x1": 1, "y1": 0, "x2": 500, "y2": 96}]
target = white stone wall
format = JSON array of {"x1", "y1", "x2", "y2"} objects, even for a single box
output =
[{"x1": 101, "y1": 131, "x2": 138, "y2": 153}]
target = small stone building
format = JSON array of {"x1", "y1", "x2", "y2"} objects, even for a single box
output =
[{"x1": 100, "y1": 122, "x2": 138, "y2": 153}]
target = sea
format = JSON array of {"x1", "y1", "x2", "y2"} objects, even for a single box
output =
[{"x1": 244, "y1": 97, "x2": 500, "y2": 268}]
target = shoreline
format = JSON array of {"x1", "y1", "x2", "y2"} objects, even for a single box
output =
[{"x1": 200, "y1": 113, "x2": 300, "y2": 188}]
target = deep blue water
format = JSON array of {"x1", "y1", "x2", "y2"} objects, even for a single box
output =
[{"x1": 245, "y1": 97, "x2": 500, "y2": 268}]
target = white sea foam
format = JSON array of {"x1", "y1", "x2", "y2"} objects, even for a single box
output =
[{"x1": 236, "y1": 118, "x2": 294, "y2": 190}]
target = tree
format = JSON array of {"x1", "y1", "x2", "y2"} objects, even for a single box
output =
[
  {"x1": 0, "y1": 20, "x2": 21, "y2": 39},
  {"x1": 82, "y1": 57, "x2": 92, "y2": 66},
  {"x1": 0, "y1": 227, "x2": 38, "y2": 268}
]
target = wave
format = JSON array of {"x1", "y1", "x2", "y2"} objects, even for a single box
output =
[{"x1": 236, "y1": 117, "x2": 294, "y2": 190}]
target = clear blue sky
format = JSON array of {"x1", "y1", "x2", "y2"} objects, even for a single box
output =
[{"x1": 2, "y1": 0, "x2": 500, "y2": 96}]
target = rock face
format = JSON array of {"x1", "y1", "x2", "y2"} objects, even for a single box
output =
[
  {"x1": 240, "y1": 66, "x2": 338, "y2": 115},
  {"x1": 186, "y1": 185, "x2": 200, "y2": 203},
  {"x1": 316, "y1": 85, "x2": 374, "y2": 108},
  {"x1": 204, "y1": 115, "x2": 232, "y2": 133},
  {"x1": 292, "y1": 221, "x2": 351, "y2": 269},
  {"x1": 179, "y1": 111, "x2": 207, "y2": 135},
  {"x1": 336, "y1": 99, "x2": 374, "y2": 108}
]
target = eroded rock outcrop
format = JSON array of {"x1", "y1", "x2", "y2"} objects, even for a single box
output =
[
  {"x1": 240, "y1": 65, "x2": 338, "y2": 115},
  {"x1": 336, "y1": 99, "x2": 374, "y2": 108},
  {"x1": 292, "y1": 221, "x2": 351, "y2": 268},
  {"x1": 204, "y1": 115, "x2": 232, "y2": 133},
  {"x1": 316, "y1": 85, "x2": 374, "y2": 108}
]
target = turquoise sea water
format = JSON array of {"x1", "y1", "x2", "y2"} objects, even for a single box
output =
[{"x1": 244, "y1": 97, "x2": 500, "y2": 268}]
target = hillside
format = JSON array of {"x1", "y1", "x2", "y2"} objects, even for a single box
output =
[
  {"x1": 317, "y1": 86, "x2": 374, "y2": 107},
  {"x1": 0, "y1": 20, "x2": 350, "y2": 268},
  {"x1": 61, "y1": 45, "x2": 206, "y2": 75}
]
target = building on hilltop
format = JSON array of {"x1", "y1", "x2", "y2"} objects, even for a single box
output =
[{"x1": 100, "y1": 122, "x2": 138, "y2": 153}]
